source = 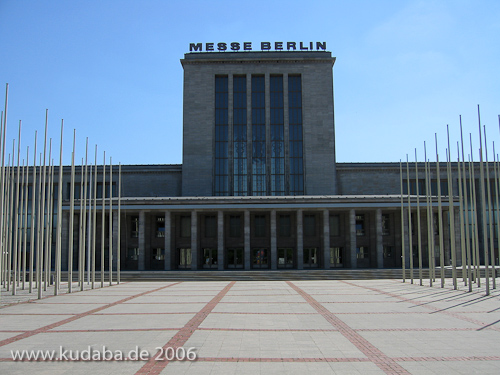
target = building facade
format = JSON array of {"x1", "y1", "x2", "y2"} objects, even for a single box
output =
[{"x1": 52, "y1": 49, "x2": 498, "y2": 272}]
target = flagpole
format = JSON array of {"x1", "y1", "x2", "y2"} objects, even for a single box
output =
[
  {"x1": 68, "y1": 130, "x2": 76, "y2": 292},
  {"x1": 400, "y1": 160, "x2": 406, "y2": 282},
  {"x1": 436, "y1": 134, "x2": 445, "y2": 287}
]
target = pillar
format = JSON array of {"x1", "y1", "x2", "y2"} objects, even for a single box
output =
[
  {"x1": 164, "y1": 211, "x2": 171, "y2": 270},
  {"x1": 323, "y1": 209, "x2": 330, "y2": 269},
  {"x1": 138, "y1": 211, "x2": 145, "y2": 271},
  {"x1": 297, "y1": 209, "x2": 303, "y2": 269},
  {"x1": 244, "y1": 210, "x2": 250, "y2": 270},
  {"x1": 191, "y1": 210, "x2": 198, "y2": 270},
  {"x1": 350, "y1": 209, "x2": 357, "y2": 269},
  {"x1": 218, "y1": 211, "x2": 224, "y2": 270},
  {"x1": 271, "y1": 210, "x2": 277, "y2": 270},
  {"x1": 376, "y1": 209, "x2": 383, "y2": 269}
]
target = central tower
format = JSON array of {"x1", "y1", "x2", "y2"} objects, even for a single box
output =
[{"x1": 181, "y1": 51, "x2": 337, "y2": 196}]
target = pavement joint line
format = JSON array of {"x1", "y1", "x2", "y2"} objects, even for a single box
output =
[
  {"x1": 287, "y1": 281, "x2": 411, "y2": 375},
  {"x1": 45, "y1": 328, "x2": 183, "y2": 333},
  {"x1": 341, "y1": 280, "x2": 500, "y2": 332},
  {"x1": 135, "y1": 281, "x2": 235, "y2": 375},
  {"x1": 0, "y1": 282, "x2": 182, "y2": 348}
]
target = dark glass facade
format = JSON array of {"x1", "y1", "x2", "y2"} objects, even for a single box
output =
[
  {"x1": 233, "y1": 76, "x2": 247, "y2": 196},
  {"x1": 251, "y1": 75, "x2": 266, "y2": 196},
  {"x1": 288, "y1": 75, "x2": 304, "y2": 195},
  {"x1": 270, "y1": 75, "x2": 285, "y2": 195},
  {"x1": 215, "y1": 76, "x2": 229, "y2": 195},
  {"x1": 214, "y1": 74, "x2": 304, "y2": 196}
]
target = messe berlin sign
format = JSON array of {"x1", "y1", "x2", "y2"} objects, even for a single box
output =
[{"x1": 189, "y1": 42, "x2": 327, "y2": 52}]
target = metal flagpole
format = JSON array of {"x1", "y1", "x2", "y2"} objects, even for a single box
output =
[
  {"x1": 55, "y1": 120, "x2": 63, "y2": 295},
  {"x1": 12, "y1": 121, "x2": 21, "y2": 295},
  {"x1": 117, "y1": 162, "x2": 121, "y2": 284},
  {"x1": 43, "y1": 140, "x2": 52, "y2": 292},
  {"x1": 36, "y1": 152, "x2": 43, "y2": 298},
  {"x1": 6, "y1": 150, "x2": 13, "y2": 291},
  {"x1": 406, "y1": 154, "x2": 413, "y2": 284},
  {"x1": 446, "y1": 126, "x2": 457, "y2": 290},
  {"x1": 68, "y1": 130, "x2": 76, "y2": 292},
  {"x1": 461, "y1": 124, "x2": 473, "y2": 291},
  {"x1": 457, "y1": 141, "x2": 466, "y2": 286},
  {"x1": 38, "y1": 111, "x2": 49, "y2": 299},
  {"x1": 399, "y1": 160, "x2": 406, "y2": 282},
  {"x1": 92, "y1": 145, "x2": 97, "y2": 288},
  {"x1": 415, "y1": 149, "x2": 423, "y2": 285},
  {"x1": 101, "y1": 151, "x2": 106, "y2": 288},
  {"x1": 78, "y1": 158, "x2": 84, "y2": 291},
  {"x1": 82, "y1": 138, "x2": 88, "y2": 289},
  {"x1": 109, "y1": 157, "x2": 112, "y2": 286},
  {"x1": 435, "y1": 134, "x2": 445, "y2": 287},
  {"x1": 0, "y1": 84, "x2": 9, "y2": 301},
  {"x1": 477, "y1": 106, "x2": 490, "y2": 296},
  {"x1": 484, "y1": 126, "x2": 496, "y2": 290},
  {"x1": 29, "y1": 133, "x2": 37, "y2": 293},
  {"x1": 469, "y1": 144, "x2": 480, "y2": 287},
  {"x1": 424, "y1": 142, "x2": 434, "y2": 286},
  {"x1": 87, "y1": 162, "x2": 92, "y2": 285},
  {"x1": 22, "y1": 150, "x2": 28, "y2": 290}
]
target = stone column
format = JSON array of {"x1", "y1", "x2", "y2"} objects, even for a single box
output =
[
  {"x1": 297, "y1": 209, "x2": 303, "y2": 269},
  {"x1": 350, "y1": 209, "x2": 357, "y2": 269},
  {"x1": 164, "y1": 211, "x2": 171, "y2": 270},
  {"x1": 138, "y1": 211, "x2": 145, "y2": 271},
  {"x1": 376, "y1": 209, "x2": 383, "y2": 269},
  {"x1": 271, "y1": 210, "x2": 277, "y2": 270},
  {"x1": 244, "y1": 210, "x2": 250, "y2": 270},
  {"x1": 323, "y1": 210, "x2": 330, "y2": 269},
  {"x1": 191, "y1": 211, "x2": 198, "y2": 270},
  {"x1": 218, "y1": 211, "x2": 224, "y2": 270}
]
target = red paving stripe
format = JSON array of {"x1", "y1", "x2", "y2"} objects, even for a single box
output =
[
  {"x1": 341, "y1": 280, "x2": 500, "y2": 332},
  {"x1": 135, "y1": 281, "x2": 235, "y2": 375},
  {"x1": 287, "y1": 281, "x2": 410, "y2": 375},
  {"x1": 209, "y1": 312, "x2": 317, "y2": 315},
  {"x1": 0, "y1": 282, "x2": 181, "y2": 348},
  {"x1": 196, "y1": 328, "x2": 337, "y2": 332}
]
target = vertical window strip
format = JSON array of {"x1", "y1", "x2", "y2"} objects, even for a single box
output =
[
  {"x1": 288, "y1": 75, "x2": 304, "y2": 195},
  {"x1": 251, "y1": 75, "x2": 266, "y2": 195},
  {"x1": 233, "y1": 76, "x2": 247, "y2": 196},
  {"x1": 270, "y1": 75, "x2": 285, "y2": 195},
  {"x1": 215, "y1": 76, "x2": 229, "y2": 196}
]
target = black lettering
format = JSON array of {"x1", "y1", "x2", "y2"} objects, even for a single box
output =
[
  {"x1": 275, "y1": 42, "x2": 283, "y2": 50},
  {"x1": 230, "y1": 42, "x2": 240, "y2": 51},
  {"x1": 299, "y1": 42, "x2": 308, "y2": 50},
  {"x1": 243, "y1": 42, "x2": 252, "y2": 51},
  {"x1": 287, "y1": 42, "x2": 296, "y2": 51},
  {"x1": 189, "y1": 43, "x2": 202, "y2": 52},
  {"x1": 217, "y1": 43, "x2": 227, "y2": 51},
  {"x1": 316, "y1": 42, "x2": 327, "y2": 50},
  {"x1": 206, "y1": 43, "x2": 214, "y2": 51},
  {"x1": 261, "y1": 42, "x2": 271, "y2": 51}
]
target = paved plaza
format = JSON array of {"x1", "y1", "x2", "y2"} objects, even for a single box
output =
[{"x1": 0, "y1": 278, "x2": 499, "y2": 374}]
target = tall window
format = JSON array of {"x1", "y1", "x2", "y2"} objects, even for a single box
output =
[
  {"x1": 270, "y1": 75, "x2": 285, "y2": 195},
  {"x1": 288, "y1": 75, "x2": 304, "y2": 195},
  {"x1": 215, "y1": 76, "x2": 229, "y2": 195},
  {"x1": 233, "y1": 75, "x2": 247, "y2": 195},
  {"x1": 251, "y1": 75, "x2": 266, "y2": 195}
]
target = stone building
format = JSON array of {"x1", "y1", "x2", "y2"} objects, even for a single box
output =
[{"x1": 54, "y1": 49, "x2": 498, "y2": 272}]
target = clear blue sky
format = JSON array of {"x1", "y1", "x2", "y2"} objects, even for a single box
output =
[{"x1": 0, "y1": 0, "x2": 499, "y2": 166}]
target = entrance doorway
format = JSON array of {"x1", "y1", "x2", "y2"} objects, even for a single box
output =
[{"x1": 278, "y1": 248, "x2": 294, "y2": 268}]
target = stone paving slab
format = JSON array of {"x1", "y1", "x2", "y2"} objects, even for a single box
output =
[{"x1": 0, "y1": 278, "x2": 499, "y2": 374}]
